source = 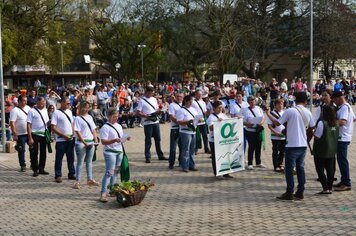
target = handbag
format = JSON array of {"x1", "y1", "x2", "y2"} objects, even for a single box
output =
[{"x1": 105, "y1": 122, "x2": 130, "y2": 182}]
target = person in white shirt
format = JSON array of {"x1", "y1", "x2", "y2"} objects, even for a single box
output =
[
  {"x1": 206, "y1": 100, "x2": 232, "y2": 179},
  {"x1": 27, "y1": 97, "x2": 50, "y2": 177},
  {"x1": 243, "y1": 95, "x2": 266, "y2": 170},
  {"x1": 266, "y1": 99, "x2": 286, "y2": 172},
  {"x1": 168, "y1": 92, "x2": 183, "y2": 169},
  {"x1": 10, "y1": 95, "x2": 31, "y2": 172},
  {"x1": 73, "y1": 101, "x2": 99, "y2": 190},
  {"x1": 99, "y1": 108, "x2": 131, "y2": 202},
  {"x1": 51, "y1": 97, "x2": 76, "y2": 183},
  {"x1": 230, "y1": 91, "x2": 249, "y2": 118},
  {"x1": 137, "y1": 86, "x2": 167, "y2": 163},
  {"x1": 267, "y1": 92, "x2": 315, "y2": 201},
  {"x1": 176, "y1": 95, "x2": 199, "y2": 172},
  {"x1": 192, "y1": 90, "x2": 210, "y2": 154},
  {"x1": 281, "y1": 78, "x2": 288, "y2": 92},
  {"x1": 332, "y1": 91, "x2": 356, "y2": 191}
]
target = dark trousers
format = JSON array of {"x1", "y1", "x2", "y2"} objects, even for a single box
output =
[
  {"x1": 17, "y1": 134, "x2": 28, "y2": 167},
  {"x1": 245, "y1": 130, "x2": 262, "y2": 165},
  {"x1": 144, "y1": 123, "x2": 164, "y2": 160},
  {"x1": 55, "y1": 140, "x2": 75, "y2": 178},
  {"x1": 169, "y1": 129, "x2": 181, "y2": 165},
  {"x1": 314, "y1": 157, "x2": 335, "y2": 191},
  {"x1": 29, "y1": 134, "x2": 47, "y2": 172},
  {"x1": 119, "y1": 115, "x2": 135, "y2": 127},
  {"x1": 210, "y1": 142, "x2": 217, "y2": 176},
  {"x1": 272, "y1": 139, "x2": 286, "y2": 169},
  {"x1": 196, "y1": 124, "x2": 210, "y2": 152}
]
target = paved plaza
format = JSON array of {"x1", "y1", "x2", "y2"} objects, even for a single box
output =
[{"x1": 0, "y1": 111, "x2": 355, "y2": 235}]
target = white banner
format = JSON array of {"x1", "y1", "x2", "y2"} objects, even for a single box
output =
[{"x1": 214, "y1": 118, "x2": 244, "y2": 176}]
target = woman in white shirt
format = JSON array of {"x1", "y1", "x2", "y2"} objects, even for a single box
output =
[
  {"x1": 206, "y1": 101, "x2": 232, "y2": 179},
  {"x1": 243, "y1": 95, "x2": 266, "y2": 170},
  {"x1": 99, "y1": 108, "x2": 131, "y2": 202},
  {"x1": 74, "y1": 101, "x2": 99, "y2": 189},
  {"x1": 176, "y1": 95, "x2": 199, "y2": 172}
]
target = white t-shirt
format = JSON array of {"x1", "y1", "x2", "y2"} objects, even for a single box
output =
[
  {"x1": 74, "y1": 115, "x2": 96, "y2": 145},
  {"x1": 267, "y1": 109, "x2": 286, "y2": 140},
  {"x1": 230, "y1": 101, "x2": 249, "y2": 117},
  {"x1": 137, "y1": 96, "x2": 159, "y2": 125},
  {"x1": 176, "y1": 106, "x2": 198, "y2": 135},
  {"x1": 168, "y1": 102, "x2": 182, "y2": 129},
  {"x1": 27, "y1": 107, "x2": 49, "y2": 136},
  {"x1": 207, "y1": 113, "x2": 228, "y2": 142},
  {"x1": 314, "y1": 120, "x2": 324, "y2": 139},
  {"x1": 206, "y1": 100, "x2": 226, "y2": 113},
  {"x1": 51, "y1": 109, "x2": 74, "y2": 142},
  {"x1": 313, "y1": 106, "x2": 322, "y2": 124},
  {"x1": 243, "y1": 106, "x2": 264, "y2": 132},
  {"x1": 10, "y1": 105, "x2": 31, "y2": 135},
  {"x1": 192, "y1": 99, "x2": 207, "y2": 126},
  {"x1": 278, "y1": 105, "x2": 315, "y2": 147},
  {"x1": 100, "y1": 123, "x2": 123, "y2": 151},
  {"x1": 336, "y1": 103, "x2": 355, "y2": 142}
]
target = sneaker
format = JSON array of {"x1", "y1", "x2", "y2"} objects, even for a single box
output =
[
  {"x1": 256, "y1": 164, "x2": 266, "y2": 168},
  {"x1": 87, "y1": 179, "x2": 100, "y2": 186},
  {"x1": 316, "y1": 190, "x2": 332, "y2": 195},
  {"x1": 276, "y1": 192, "x2": 294, "y2": 201},
  {"x1": 73, "y1": 182, "x2": 81, "y2": 189},
  {"x1": 247, "y1": 165, "x2": 254, "y2": 170},
  {"x1": 293, "y1": 192, "x2": 304, "y2": 201},
  {"x1": 334, "y1": 185, "x2": 351, "y2": 191},
  {"x1": 20, "y1": 166, "x2": 26, "y2": 172},
  {"x1": 55, "y1": 177, "x2": 62, "y2": 183},
  {"x1": 99, "y1": 194, "x2": 108, "y2": 203}
]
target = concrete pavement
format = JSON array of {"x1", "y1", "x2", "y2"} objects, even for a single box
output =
[{"x1": 0, "y1": 111, "x2": 355, "y2": 235}]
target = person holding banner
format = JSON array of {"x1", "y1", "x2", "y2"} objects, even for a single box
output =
[
  {"x1": 192, "y1": 90, "x2": 210, "y2": 154},
  {"x1": 99, "y1": 108, "x2": 131, "y2": 202},
  {"x1": 73, "y1": 101, "x2": 99, "y2": 189},
  {"x1": 243, "y1": 96, "x2": 266, "y2": 170},
  {"x1": 206, "y1": 101, "x2": 233, "y2": 179},
  {"x1": 176, "y1": 95, "x2": 199, "y2": 172},
  {"x1": 27, "y1": 97, "x2": 50, "y2": 177}
]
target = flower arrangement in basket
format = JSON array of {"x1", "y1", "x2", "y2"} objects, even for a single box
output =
[{"x1": 108, "y1": 180, "x2": 154, "y2": 207}]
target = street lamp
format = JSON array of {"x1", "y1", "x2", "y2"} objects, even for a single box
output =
[
  {"x1": 138, "y1": 44, "x2": 146, "y2": 80},
  {"x1": 0, "y1": 11, "x2": 6, "y2": 151},
  {"x1": 309, "y1": 0, "x2": 314, "y2": 111},
  {"x1": 57, "y1": 41, "x2": 67, "y2": 72},
  {"x1": 115, "y1": 63, "x2": 121, "y2": 83}
]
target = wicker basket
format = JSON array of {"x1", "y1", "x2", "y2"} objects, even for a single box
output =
[{"x1": 116, "y1": 189, "x2": 148, "y2": 207}]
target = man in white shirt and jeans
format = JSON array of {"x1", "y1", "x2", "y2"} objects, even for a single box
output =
[
  {"x1": 267, "y1": 92, "x2": 315, "y2": 201},
  {"x1": 332, "y1": 91, "x2": 355, "y2": 191},
  {"x1": 137, "y1": 86, "x2": 167, "y2": 163},
  {"x1": 51, "y1": 97, "x2": 76, "y2": 183}
]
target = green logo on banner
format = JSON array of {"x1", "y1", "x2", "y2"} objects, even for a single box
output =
[{"x1": 221, "y1": 123, "x2": 237, "y2": 139}]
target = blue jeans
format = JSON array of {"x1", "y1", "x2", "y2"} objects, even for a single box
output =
[
  {"x1": 101, "y1": 151, "x2": 123, "y2": 194},
  {"x1": 75, "y1": 143, "x2": 94, "y2": 182},
  {"x1": 179, "y1": 132, "x2": 196, "y2": 170},
  {"x1": 55, "y1": 140, "x2": 75, "y2": 178},
  {"x1": 337, "y1": 141, "x2": 351, "y2": 186},
  {"x1": 144, "y1": 123, "x2": 164, "y2": 160},
  {"x1": 169, "y1": 129, "x2": 181, "y2": 165},
  {"x1": 17, "y1": 135, "x2": 28, "y2": 167},
  {"x1": 285, "y1": 147, "x2": 307, "y2": 193}
]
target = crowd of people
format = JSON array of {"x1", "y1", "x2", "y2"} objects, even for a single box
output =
[{"x1": 3, "y1": 76, "x2": 356, "y2": 202}]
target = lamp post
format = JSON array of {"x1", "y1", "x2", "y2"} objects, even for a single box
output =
[
  {"x1": 115, "y1": 63, "x2": 121, "y2": 84},
  {"x1": 138, "y1": 44, "x2": 146, "y2": 80},
  {"x1": 57, "y1": 41, "x2": 67, "y2": 72},
  {"x1": 309, "y1": 0, "x2": 314, "y2": 111}
]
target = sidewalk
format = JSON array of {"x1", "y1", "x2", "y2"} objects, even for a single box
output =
[{"x1": 0, "y1": 114, "x2": 355, "y2": 235}]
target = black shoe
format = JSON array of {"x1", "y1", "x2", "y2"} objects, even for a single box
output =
[
  {"x1": 169, "y1": 164, "x2": 174, "y2": 169},
  {"x1": 276, "y1": 192, "x2": 293, "y2": 201},
  {"x1": 145, "y1": 159, "x2": 151, "y2": 163},
  {"x1": 68, "y1": 175, "x2": 76, "y2": 180},
  {"x1": 38, "y1": 170, "x2": 49, "y2": 175},
  {"x1": 20, "y1": 166, "x2": 26, "y2": 172},
  {"x1": 333, "y1": 182, "x2": 342, "y2": 188},
  {"x1": 204, "y1": 149, "x2": 211, "y2": 154},
  {"x1": 316, "y1": 190, "x2": 332, "y2": 195},
  {"x1": 223, "y1": 174, "x2": 233, "y2": 178},
  {"x1": 293, "y1": 192, "x2": 304, "y2": 201},
  {"x1": 189, "y1": 167, "x2": 198, "y2": 171},
  {"x1": 33, "y1": 171, "x2": 39, "y2": 177},
  {"x1": 158, "y1": 157, "x2": 168, "y2": 161}
]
